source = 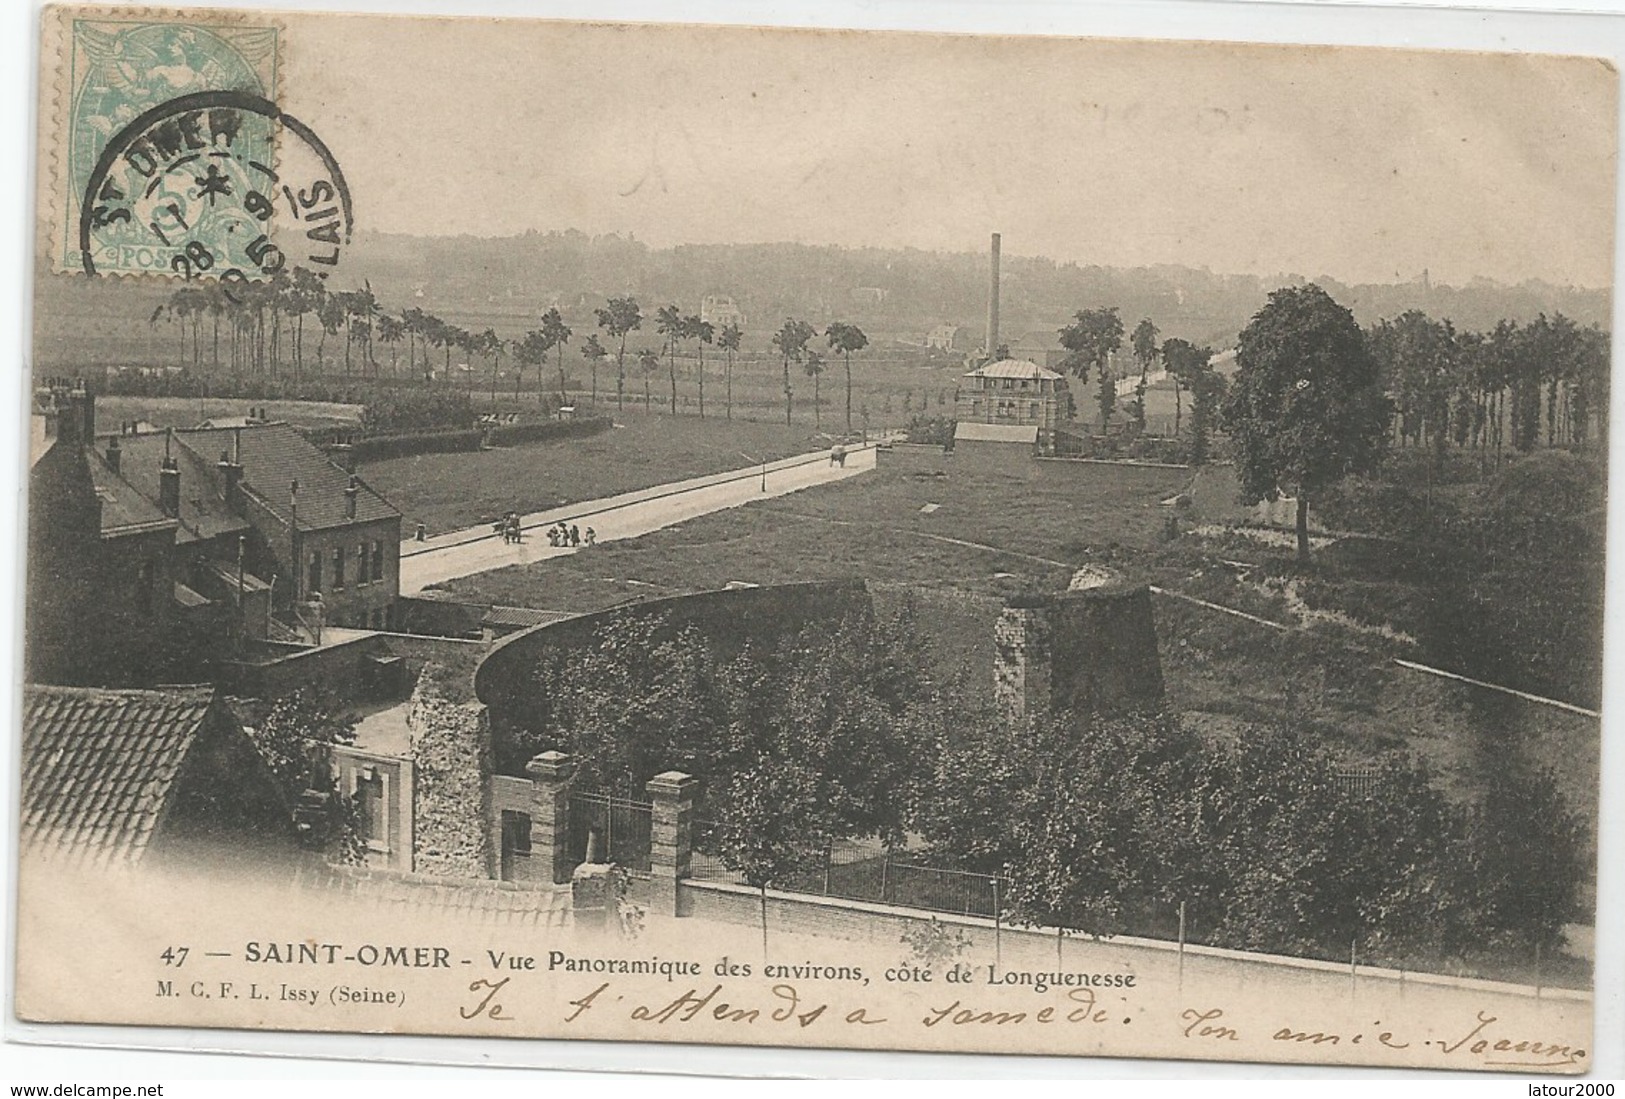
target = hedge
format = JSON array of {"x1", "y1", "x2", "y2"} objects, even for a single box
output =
[
  {"x1": 351, "y1": 429, "x2": 483, "y2": 461},
  {"x1": 486, "y1": 417, "x2": 610, "y2": 446}
]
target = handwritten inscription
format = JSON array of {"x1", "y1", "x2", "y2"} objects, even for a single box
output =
[
  {"x1": 1178, "y1": 1006, "x2": 1585, "y2": 1069},
  {"x1": 135, "y1": 938, "x2": 1587, "y2": 1071}
]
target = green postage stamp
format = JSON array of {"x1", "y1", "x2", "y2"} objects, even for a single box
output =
[{"x1": 47, "y1": 8, "x2": 285, "y2": 277}]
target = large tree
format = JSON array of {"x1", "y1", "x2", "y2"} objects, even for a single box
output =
[
  {"x1": 771, "y1": 318, "x2": 816, "y2": 426},
  {"x1": 1161, "y1": 338, "x2": 1212, "y2": 438},
  {"x1": 540, "y1": 307, "x2": 573, "y2": 405},
  {"x1": 656, "y1": 304, "x2": 685, "y2": 414},
  {"x1": 1059, "y1": 307, "x2": 1124, "y2": 431},
  {"x1": 580, "y1": 334, "x2": 608, "y2": 407},
  {"x1": 685, "y1": 315, "x2": 714, "y2": 419},
  {"x1": 594, "y1": 297, "x2": 642, "y2": 412},
  {"x1": 717, "y1": 323, "x2": 742, "y2": 421},
  {"x1": 1221, "y1": 284, "x2": 1390, "y2": 562},
  {"x1": 825, "y1": 321, "x2": 869, "y2": 434}
]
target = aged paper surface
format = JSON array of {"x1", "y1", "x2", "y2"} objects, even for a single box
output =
[{"x1": 17, "y1": 4, "x2": 1613, "y2": 1074}]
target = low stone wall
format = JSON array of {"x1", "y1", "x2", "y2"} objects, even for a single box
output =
[{"x1": 676, "y1": 879, "x2": 1586, "y2": 1003}]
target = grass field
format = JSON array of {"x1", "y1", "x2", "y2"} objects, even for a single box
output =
[
  {"x1": 433, "y1": 446, "x2": 1186, "y2": 605},
  {"x1": 363, "y1": 410, "x2": 859, "y2": 536},
  {"x1": 434, "y1": 443, "x2": 1599, "y2": 861}
]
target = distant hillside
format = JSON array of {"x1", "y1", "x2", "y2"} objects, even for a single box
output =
[
  {"x1": 33, "y1": 228, "x2": 1610, "y2": 373},
  {"x1": 338, "y1": 231, "x2": 1610, "y2": 345}
]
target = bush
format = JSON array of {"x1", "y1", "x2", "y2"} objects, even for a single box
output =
[
  {"x1": 361, "y1": 390, "x2": 475, "y2": 435},
  {"x1": 351, "y1": 429, "x2": 482, "y2": 461},
  {"x1": 486, "y1": 416, "x2": 610, "y2": 447},
  {"x1": 902, "y1": 415, "x2": 955, "y2": 447}
]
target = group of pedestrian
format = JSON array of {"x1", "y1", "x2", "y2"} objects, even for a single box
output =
[
  {"x1": 546, "y1": 521, "x2": 595, "y2": 548},
  {"x1": 493, "y1": 512, "x2": 523, "y2": 543}
]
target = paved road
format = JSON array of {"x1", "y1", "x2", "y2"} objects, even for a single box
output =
[{"x1": 399, "y1": 442, "x2": 882, "y2": 594}]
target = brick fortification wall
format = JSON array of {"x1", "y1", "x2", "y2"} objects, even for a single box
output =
[
  {"x1": 994, "y1": 584, "x2": 1164, "y2": 722},
  {"x1": 406, "y1": 675, "x2": 493, "y2": 878},
  {"x1": 473, "y1": 580, "x2": 872, "y2": 750}
]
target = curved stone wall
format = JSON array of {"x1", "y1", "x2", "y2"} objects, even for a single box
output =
[{"x1": 473, "y1": 579, "x2": 872, "y2": 768}]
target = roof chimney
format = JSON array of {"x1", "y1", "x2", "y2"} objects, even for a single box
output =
[
  {"x1": 328, "y1": 441, "x2": 355, "y2": 475},
  {"x1": 217, "y1": 441, "x2": 243, "y2": 504},
  {"x1": 105, "y1": 435, "x2": 121, "y2": 474},
  {"x1": 344, "y1": 474, "x2": 360, "y2": 521},
  {"x1": 158, "y1": 444, "x2": 181, "y2": 519},
  {"x1": 986, "y1": 232, "x2": 1001, "y2": 364}
]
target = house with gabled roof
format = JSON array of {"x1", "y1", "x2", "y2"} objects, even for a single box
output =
[
  {"x1": 107, "y1": 420, "x2": 402, "y2": 632},
  {"x1": 20, "y1": 684, "x2": 292, "y2": 871},
  {"x1": 28, "y1": 381, "x2": 404, "y2": 687}
]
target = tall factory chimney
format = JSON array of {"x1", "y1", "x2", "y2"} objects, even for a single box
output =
[{"x1": 986, "y1": 232, "x2": 1002, "y2": 363}]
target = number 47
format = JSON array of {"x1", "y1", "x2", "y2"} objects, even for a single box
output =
[{"x1": 160, "y1": 946, "x2": 189, "y2": 967}]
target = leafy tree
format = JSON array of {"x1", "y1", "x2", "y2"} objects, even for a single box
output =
[
  {"x1": 316, "y1": 292, "x2": 345, "y2": 374},
  {"x1": 540, "y1": 307, "x2": 573, "y2": 404},
  {"x1": 580, "y1": 334, "x2": 608, "y2": 407},
  {"x1": 1186, "y1": 367, "x2": 1226, "y2": 465},
  {"x1": 247, "y1": 689, "x2": 357, "y2": 796},
  {"x1": 1131, "y1": 317, "x2": 1160, "y2": 429},
  {"x1": 685, "y1": 315, "x2": 714, "y2": 418},
  {"x1": 656, "y1": 304, "x2": 685, "y2": 414},
  {"x1": 711, "y1": 755, "x2": 832, "y2": 957},
  {"x1": 716, "y1": 323, "x2": 743, "y2": 420},
  {"x1": 515, "y1": 330, "x2": 550, "y2": 402},
  {"x1": 1160, "y1": 337, "x2": 1206, "y2": 436},
  {"x1": 376, "y1": 314, "x2": 405, "y2": 377},
  {"x1": 1131, "y1": 318, "x2": 1160, "y2": 378},
  {"x1": 1220, "y1": 284, "x2": 1390, "y2": 562},
  {"x1": 1059, "y1": 307, "x2": 1123, "y2": 431},
  {"x1": 771, "y1": 318, "x2": 816, "y2": 426},
  {"x1": 594, "y1": 296, "x2": 642, "y2": 412},
  {"x1": 637, "y1": 347, "x2": 660, "y2": 411},
  {"x1": 825, "y1": 321, "x2": 869, "y2": 434},
  {"x1": 803, "y1": 350, "x2": 827, "y2": 429}
]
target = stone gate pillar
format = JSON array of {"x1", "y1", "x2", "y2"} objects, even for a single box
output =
[
  {"x1": 645, "y1": 771, "x2": 698, "y2": 917},
  {"x1": 526, "y1": 750, "x2": 576, "y2": 885}
]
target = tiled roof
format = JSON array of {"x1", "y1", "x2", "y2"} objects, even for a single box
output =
[
  {"x1": 481, "y1": 606, "x2": 574, "y2": 629},
  {"x1": 21, "y1": 684, "x2": 217, "y2": 866},
  {"x1": 199, "y1": 423, "x2": 397, "y2": 531},
  {"x1": 98, "y1": 424, "x2": 400, "y2": 535},
  {"x1": 88, "y1": 451, "x2": 175, "y2": 537},
  {"x1": 954, "y1": 422, "x2": 1039, "y2": 444},
  {"x1": 101, "y1": 433, "x2": 248, "y2": 544},
  {"x1": 201, "y1": 559, "x2": 272, "y2": 593},
  {"x1": 963, "y1": 359, "x2": 1063, "y2": 381}
]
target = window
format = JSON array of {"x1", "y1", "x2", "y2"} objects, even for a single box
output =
[
  {"x1": 355, "y1": 769, "x2": 386, "y2": 852},
  {"x1": 371, "y1": 541, "x2": 384, "y2": 583},
  {"x1": 358, "y1": 543, "x2": 368, "y2": 584},
  {"x1": 332, "y1": 545, "x2": 345, "y2": 590},
  {"x1": 1030, "y1": 402, "x2": 1040, "y2": 418},
  {"x1": 307, "y1": 551, "x2": 321, "y2": 596}
]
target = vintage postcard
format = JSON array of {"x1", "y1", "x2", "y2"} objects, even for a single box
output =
[{"x1": 14, "y1": 3, "x2": 1613, "y2": 1074}]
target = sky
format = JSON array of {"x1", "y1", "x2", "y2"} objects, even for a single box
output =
[
  {"x1": 273, "y1": 14, "x2": 1619, "y2": 288},
  {"x1": 45, "y1": 9, "x2": 1623, "y2": 288}
]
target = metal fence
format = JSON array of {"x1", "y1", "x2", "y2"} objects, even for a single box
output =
[
  {"x1": 569, "y1": 791, "x2": 652, "y2": 876},
  {"x1": 689, "y1": 825, "x2": 1008, "y2": 920},
  {"x1": 1334, "y1": 766, "x2": 1383, "y2": 800}
]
